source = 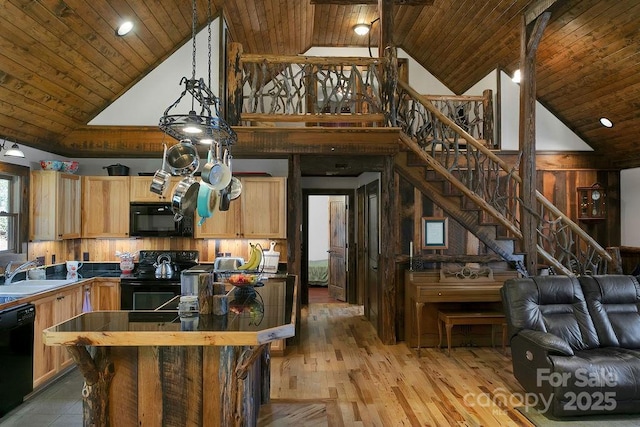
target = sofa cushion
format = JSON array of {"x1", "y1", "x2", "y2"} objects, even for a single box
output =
[
  {"x1": 548, "y1": 347, "x2": 640, "y2": 416},
  {"x1": 579, "y1": 275, "x2": 640, "y2": 348},
  {"x1": 502, "y1": 276, "x2": 599, "y2": 350}
]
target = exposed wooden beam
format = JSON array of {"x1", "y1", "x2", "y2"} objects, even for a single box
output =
[
  {"x1": 311, "y1": 0, "x2": 432, "y2": 5},
  {"x1": 60, "y1": 126, "x2": 401, "y2": 158},
  {"x1": 524, "y1": 0, "x2": 562, "y2": 25}
]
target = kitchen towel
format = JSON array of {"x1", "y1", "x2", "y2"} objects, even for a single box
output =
[{"x1": 82, "y1": 288, "x2": 92, "y2": 312}]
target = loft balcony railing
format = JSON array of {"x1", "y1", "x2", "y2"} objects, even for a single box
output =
[
  {"x1": 226, "y1": 43, "x2": 611, "y2": 276},
  {"x1": 226, "y1": 42, "x2": 493, "y2": 137}
]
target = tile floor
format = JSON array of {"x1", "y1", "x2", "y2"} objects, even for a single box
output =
[{"x1": 0, "y1": 369, "x2": 83, "y2": 426}]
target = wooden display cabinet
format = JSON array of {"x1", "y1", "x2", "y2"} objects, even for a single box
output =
[{"x1": 577, "y1": 183, "x2": 606, "y2": 221}]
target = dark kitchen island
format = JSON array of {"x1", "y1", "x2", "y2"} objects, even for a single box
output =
[{"x1": 43, "y1": 275, "x2": 298, "y2": 427}]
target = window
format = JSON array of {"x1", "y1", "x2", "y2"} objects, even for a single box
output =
[{"x1": 0, "y1": 174, "x2": 20, "y2": 253}]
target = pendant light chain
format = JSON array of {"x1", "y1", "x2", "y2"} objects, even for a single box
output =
[
  {"x1": 207, "y1": 0, "x2": 212, "y2": 90},
  {"x1": 158, "y1": 0, "x2": 236, "y2": 145},
  {"x1": 191, "y1": 0, "x2": 197, "y2": 82}
]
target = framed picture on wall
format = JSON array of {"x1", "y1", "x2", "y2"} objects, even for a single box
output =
[{"x1": 421, "y1": 217, "x2": 448, "y2": 249}]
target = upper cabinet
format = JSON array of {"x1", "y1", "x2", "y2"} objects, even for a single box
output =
[
  {"x1": 130, "y1": 176, "x2": 181, "y2": 202},
  {"x1": 195, "y1": 177, "x2": 286, "y2": 239},
  {"x1": 82, "y1": 176, "x2": 130, "y2": 238},
  {"x1": 30, "y1": 171, "x2": 81, "y2": 241}
]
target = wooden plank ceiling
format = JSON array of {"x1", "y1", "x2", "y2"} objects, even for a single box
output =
[{"x1": 0, "y1": 0, "x2": 638, "y2": 167}]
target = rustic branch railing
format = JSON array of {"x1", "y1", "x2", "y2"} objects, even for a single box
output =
[
  {"x1": 423, "y1": 93, "x2": 494, "y2": 148},
  {"x1": 228, "y1": 43, "x2": 384, "y2": 125},
  {"x1": 227, "y1": 42, "x2": 493, "y2": 137},
  {"x1": 396, "y1": 80, "x2": 611, "y2": 276}
]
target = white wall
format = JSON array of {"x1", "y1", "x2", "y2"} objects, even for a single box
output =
[
  {"x1": 90, "y1": 19, "x2": 222, "y2": 126},
  {"x1": 499, "y1": 70, "x2": 592, "y2": 151},
  {"x1": 308, "y1": 196, "x2": 330, "y2": 260},
  {"x1": 621, "y1": 168, "x2": 640, "y2": 246}
]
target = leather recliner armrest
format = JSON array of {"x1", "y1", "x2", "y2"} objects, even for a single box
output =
[{"x1": 518, "y1": 329, "x2": 575, "y2": 356}]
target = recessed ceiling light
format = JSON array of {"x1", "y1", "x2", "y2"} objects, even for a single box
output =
[
  {"x1": 116, "y1": 21, "x2": 134, "y2": 36},
  {"x1": 599, "y1": 117, "x2": 613, "y2": 128},
  {"x1": 512, "y1": 69, "x2": 521, "y2": 83},
  {"x1": 353, "y1": 24, "x2": 370, "y2": 36}
]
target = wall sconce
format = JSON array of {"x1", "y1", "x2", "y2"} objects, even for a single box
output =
[
  {"x1": 353, "y1": 23, "x2": 370, "y2": 36},
  {"x1": 0, "y1": 141, "x2": 25, "y2": 158},
  {"x1": 512, "y1": 69, "x2": 521, "y2": 83}
]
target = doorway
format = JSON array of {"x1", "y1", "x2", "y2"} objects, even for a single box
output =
[{"x1": 302, "y1": 190, "x2": 355, "y2": 305}]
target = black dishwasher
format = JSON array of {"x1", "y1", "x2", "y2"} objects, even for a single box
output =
[{"x1": 0, "y1": 303, "x2": 36, "y2": 416}]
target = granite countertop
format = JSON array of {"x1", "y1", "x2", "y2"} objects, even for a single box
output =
[{"x1": 43, "y1": 278, "x2": 297, "y2": 347}]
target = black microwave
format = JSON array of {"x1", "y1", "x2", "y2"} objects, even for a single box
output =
[{"x1": 129, "y1": 203, "x2": 194, "y2": 237}]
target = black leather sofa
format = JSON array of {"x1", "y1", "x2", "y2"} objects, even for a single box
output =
[{"x1": 501, "y1": 274, "x2": 640, "y2": 418}]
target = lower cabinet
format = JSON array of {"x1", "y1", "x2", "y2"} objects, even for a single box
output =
[
  {"x1": 89, "y1": 278, "x2": 121, "y2": 310},
  {"x1": 33, "y1": 284, "x2": 83, "y2": 388}
]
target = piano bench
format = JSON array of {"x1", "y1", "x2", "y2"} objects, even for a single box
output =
[{"x1": 437, "y1": 311, "x2": 507, "y2": 356}]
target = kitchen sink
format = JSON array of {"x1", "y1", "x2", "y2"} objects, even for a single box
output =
[{"x1": 0, "y1": 279, "x2": 77, "y2": 296}]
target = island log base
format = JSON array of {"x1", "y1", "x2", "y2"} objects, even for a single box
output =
[{"x1": 66, "y1": 344, "x2": 270, "y2": 427}]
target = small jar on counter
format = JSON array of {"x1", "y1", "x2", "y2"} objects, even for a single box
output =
[{"x1": 178, "y1": 295, "x2": 199, "y2": 317}]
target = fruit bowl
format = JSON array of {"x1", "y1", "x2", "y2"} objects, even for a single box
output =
[
  {"x1": 226, "y1": 273, "x2": 260, "y2": 287},
  {"x1": 61, "y1": 160, "x2": 79, "y2": 173},
  {"x1": 40, "y1": 160, "x2": 63, "y2": 171}
]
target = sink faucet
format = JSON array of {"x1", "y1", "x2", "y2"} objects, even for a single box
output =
[{"x1": 4, "y1": 259, "x2": 39, "y2": 285}]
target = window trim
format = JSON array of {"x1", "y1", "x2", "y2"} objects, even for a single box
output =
[{"x1": 0, "y1": 162, "x2": 29, "y2": 256}]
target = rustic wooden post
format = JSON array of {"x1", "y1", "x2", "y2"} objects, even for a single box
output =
[
  {"x1": 260, "y1": 345, "x2": 271, "y2": 405},
  {"x1": 482, "y1": 89, "x2": 494, "y2": 148},
  {"x1": 379, "y1": 155, "x2": 398, "y2": 344},
  {"x1": 227, "y1": 42, "x2": 243, "y2": 126},
  {"x1": 288, "y1": 155, "x2": 303, "y2": 305},
  {"x1": 66, "y1": 346, "x2": 114, "y2": 427},
  {"x1": 379, "y1": 0, "x2": 397, "y2": 127},
  {"x1": 606, "y1": 246, "x2": 623, "y2": 274},
  {"x1": 518, "y1": 3, "x2": 554, "y2": 276}
]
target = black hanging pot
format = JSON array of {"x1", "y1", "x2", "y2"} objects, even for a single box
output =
[{"x1": 103, "y1": 163, "x2": 130, "y2": 176}]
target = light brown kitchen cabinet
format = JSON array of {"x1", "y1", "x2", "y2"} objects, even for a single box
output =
[
  {"x1": 32, "y1": 284, "x2": 83, "y2": 388},
  {"x1": 195, "y1": 177, "x2": 286, "y2": 239},
  {"x1": 82, "y1": 176, "x2": 130, "y2": 237},
  {"x1": 30, "y1": 171, "x2": 82, "y2": 241},
  {"x1": 130, "y1": 176, "x2": 181, "y2": 202},
  {"x1": 89, "y1": 278, "x2": 121, "y2": 310},
  {"x1": 194, "y1": 191, "x2": 242, "y2": 238}
]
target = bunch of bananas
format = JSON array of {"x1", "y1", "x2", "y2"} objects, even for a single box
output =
[{"x1": 238, "y1": 243, "x2": 263, "y2": 271}]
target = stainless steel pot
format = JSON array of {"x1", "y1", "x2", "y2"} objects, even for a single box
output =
[
  {"x1": 201, "y1": 143, "x2": 231, "y2": 190},
  {"x1": 150, "y1": 143, "x2": 170, "y2": 196},
  {"x1": 229, "y1": 177, "x2": 242, "y2": 200},
  {"x1": 166, "y1": 140, "x2": 199, "y2": 176},
  {"x1": 171, "y1": 176, "x2": 200, "y2": 221}
]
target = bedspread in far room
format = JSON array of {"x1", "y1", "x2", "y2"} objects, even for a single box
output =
[{"x1": 308, "y1": 259, "x2": 328, "y2": 286}]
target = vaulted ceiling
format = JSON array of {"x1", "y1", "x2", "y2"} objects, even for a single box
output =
[{"x1": 0, "y1": 0, "x2": 638, "y2": 167}]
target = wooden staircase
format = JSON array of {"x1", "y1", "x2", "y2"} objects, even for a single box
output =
[
  {"x1": 395, "y1": 150, "x2": 525, "y2": 271},
  {"x1": 394, "y1": 79, "x2": 612, "y2": 276}
]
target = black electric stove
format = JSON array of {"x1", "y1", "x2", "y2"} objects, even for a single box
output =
[{"x1": 120, "y1": 250, "x2": 199, "y2": 310}]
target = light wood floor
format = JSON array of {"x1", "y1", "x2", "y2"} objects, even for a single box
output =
[{"x1": 268, "y1": 303, "x2": 533, "y2": 426}]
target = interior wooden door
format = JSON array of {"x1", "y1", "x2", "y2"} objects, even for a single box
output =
[
  {"x1": 328, "y1": 196, "x2": 347, "y2": 301},
  {"x1": 365, "y1": 181, "x2": 380, "y2": 332}
]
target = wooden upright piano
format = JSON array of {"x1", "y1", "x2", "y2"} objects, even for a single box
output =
[{"x1": 404, "y1": 266, "x2": 518, "y2": 352}]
